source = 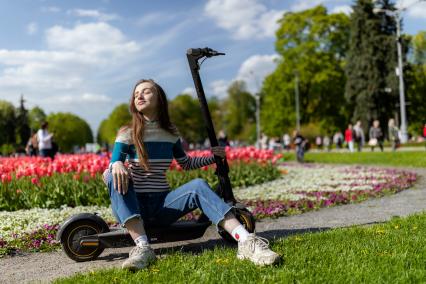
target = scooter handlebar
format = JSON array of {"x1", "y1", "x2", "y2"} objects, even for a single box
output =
[{"x1": 187, "y1": 47, "x2": 225, "y2": 58}]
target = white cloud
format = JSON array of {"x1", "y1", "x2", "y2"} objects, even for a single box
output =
[
  {"x1": 0, "y1": 22, "x2": 141, "y2": 132},
  {"x1": 26, "y1": 22, "x2": 38, "y2": 35},
  {"x1": 46, "y1": 22, "x2": 139, "y2": 56},
  {"x1": 331, "y1": 5, "x2": 352, "y2": 15},
  {"x1": 397, "y1": 0, "x2": 426, "y2": 19},
  {"x1": 204, "y1": 0, "x2": 285, "y2": 40},
  {"x1": 207, "y1": 54, "x2": 279, "y2": 99},
  {"x1": 54, "y1": 93, "x2": 112, "y2": 104},
  {"x1": 181, "y1": 87, "x2": 196, "y2": 97},
  {"x1": 68, "y1": 9, "x2": 119, "y2": 21},
  {"x1": 41, "y1": 6, "x2": 61, "y2": 13},
  {"x1": 236, "y1": 54, "x2": 279, "y2": 93},
  {"x1": 291, "y1": 0, "x2": 324, "y2": 12},
  {"x1": 209, "y1": 79, "x2": 230, "y2": 99}
]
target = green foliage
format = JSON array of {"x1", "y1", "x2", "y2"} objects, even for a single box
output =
[
  {"x1": 15, "y1": 96, "x2": 31, "y2": 148},
  {"x1": 345, "y1": 0, "x2": 399, "y2": 132},
  {"x1": 283, "y1": 151, "x2": 426, "y2": 168},
  {"x1": 0, "y1": 162, "x2": 280, "y2": 211},
  {"x1": 46, "y1": 112, "x2": 93, "y2": 153},
  {"x1": 56, "y1": 213, "x2": 426, "y2": 283},
  {"x1": 0, "y1": 100, "x2": 16, "y2": 146},
  {"x1": 412, "y1": 31, "x2": 426, "y2": 65},
  {"x1": 223, "y1": 81, "x2": 256, "y2": 141},
  {"x1": 97, "y1": 104, "x2": 132, "y2": 146},
  {"x1": 169, "y1": 94, "x2": 205, "y2": 143},
  {"x1": 405, "y1": 31, "x2": 426, "y2": 134},
  {"x1": 262, "y1": 6, "x2": 350, "y2": 136},
  {"x1": 28, "y1": 106, "x2": 46, "y2": 132}
]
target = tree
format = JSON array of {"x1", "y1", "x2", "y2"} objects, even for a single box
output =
[
  {"x1": 412, "y1": 31, "x2": 426, "y2": 66},
  {"x1": 97, "y1": 104, "x2": 132, "y2": 145},
  {"x1": 169, "y1": 94, "x2": 205, "y2": 143},
  {"x1": 262, "y1": 6, "x2": 350, "y2": 136},
  {"x1": 405, "y1": 31, "x2": 426, "y2": 136},
  {"x1": 345, "y1": 0, "x2": 399, "y2": 132},
  {"x1": 223, "y1": 81, "x2": 256, "y2": 141},
  {"x1": 15, "y1": 95, "x2": 31, "y2": 147},
  {"x1": 28, "y1": 106, "x2": 46, "y2": 132},
  {"x1": 0, "y1": 100, "x2": 16, "y2": 146},
  {"x1": 47, "y1": 113, "x2": 93, "y2": 153}
]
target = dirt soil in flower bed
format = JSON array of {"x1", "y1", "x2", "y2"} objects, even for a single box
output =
[{"x1": 1, "y1": 165, "x2": 425, "y2": 284}]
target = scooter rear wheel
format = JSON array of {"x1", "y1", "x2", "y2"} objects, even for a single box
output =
[
  {"x1": 60, "y1": 219, "x2": 108, "y2": 262},
  {"x1": 218, "y1": 207, "x2": 255, "y2": 244}
]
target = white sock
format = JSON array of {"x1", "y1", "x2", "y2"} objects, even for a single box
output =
[
  {"x1": 134, "y1": 234, "x2": 149, "y2": 248},
  {"x1": 231, "y1": 225, "x2": 250, "y2": 242}
]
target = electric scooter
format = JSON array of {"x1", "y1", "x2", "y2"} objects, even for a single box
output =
[{"x1": 56, "y1": 47, "x2": 256, "y2": 262}]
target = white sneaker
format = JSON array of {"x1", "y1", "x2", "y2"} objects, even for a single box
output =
[
  {"x1": 237, "y1": 234, "x2": 281, "y2": 266},
  {"x1": 122, "y1": 245, "x2": 157, "y2": 270}
]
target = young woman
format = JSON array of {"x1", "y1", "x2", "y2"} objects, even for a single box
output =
[{"x1": 104, "y1": 79, "x2": 280, "y2": 270}]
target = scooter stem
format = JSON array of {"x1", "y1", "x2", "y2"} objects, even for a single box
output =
[{"x1": 186, "y1": 48, "x2": 236, "y2": 204}]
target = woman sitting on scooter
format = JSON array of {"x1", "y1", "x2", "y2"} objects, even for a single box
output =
[{"x1": 104, "y1": 79, "x2": 280, "y2": 270}]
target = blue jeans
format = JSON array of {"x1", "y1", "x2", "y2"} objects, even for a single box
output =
[{"x1": 106, "y1": 172, "x2": 232, "y2": 227}]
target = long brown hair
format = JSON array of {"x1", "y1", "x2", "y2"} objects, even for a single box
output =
[{"x1": 128, "y1": 79, "x2": 178, "y2": 170}]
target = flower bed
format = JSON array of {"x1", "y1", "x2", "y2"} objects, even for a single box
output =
[
  {"x1": 237, "y1": 164, "x2": 417, "y2": 218},
  {"x1": 0, "y1": 164, "x2": 417, "y2": 257},
  {"x1": 0, "y1": 148, "x2": 282, "y2": 211}
]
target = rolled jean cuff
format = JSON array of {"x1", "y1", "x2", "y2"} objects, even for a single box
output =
[
  {"x1": 215, "y1": 206, "x2": 234, "y2": 227},
  {"x1": 122, "y1": 214, "x2": 141, "y2": 226}
]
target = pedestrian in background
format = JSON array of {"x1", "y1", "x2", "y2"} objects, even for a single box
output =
[
  {"x1": 293, "y1": 130, "x2": 307, "y2": 163},
  {"x1": 283, "y1": 133, "x2": 291, "y2": 151},
  {"x1": 345, "y1": 124, "x2": 355, "y2": 152},
  {"x1": 368, "y1": 120, "x2": 384, "y2": 152},
  {"x1": 37, "y1": 122, "x2": 55, "y2": 159},
  {"x1": 25, "y1": 131, "x2": 38, "y2": 156},
  {"x1": 218, "y1": 130, "x2": 230, "y2": 147},
  {"x1": 333, "y1": 131, "x2": 343, "y2": 150},
  {"x1": 353, "y1": 120, "x2": 365, "y2": 152},
  {"x1": 423, "y1": 123, "x2": 426, "y2": 150},
  {"x1": 388, "y1": 119, "x2": 400, "y2": 152},
  {"x1": 323, "y1": 135, "x2": 331, "y2": 152}
]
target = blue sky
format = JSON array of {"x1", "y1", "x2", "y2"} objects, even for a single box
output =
[{"x1": 0, "y1": 0, "x2": 425, "y2": 135}]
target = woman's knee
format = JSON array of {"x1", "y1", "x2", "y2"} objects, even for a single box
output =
[{"x1": 192, "y1": 178, "x2": 210, "y2": 191}]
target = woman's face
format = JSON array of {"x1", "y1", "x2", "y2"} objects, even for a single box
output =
[{"x1": 134, "y1": 82, "x2": 158, "y2": 114}]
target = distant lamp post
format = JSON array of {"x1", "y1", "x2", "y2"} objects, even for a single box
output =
[
  {"x1": 294, "y1": 72, "x2": 300, "y2": 132},
  {"x1": 373, "y1": 0, "x2": 426, "y2": 143}
]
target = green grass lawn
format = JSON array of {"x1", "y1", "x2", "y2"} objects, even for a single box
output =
[
  {"x1": 55, "y1": 213, "x2": 426, "y2": 284},
  {"x1": 282, "y1": 151, "x2": 426, "y2": 168}
]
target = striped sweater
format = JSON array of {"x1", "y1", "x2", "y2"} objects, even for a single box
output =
[{"x1": 110, "y1": 121, "x2": 215, "y2": 193}]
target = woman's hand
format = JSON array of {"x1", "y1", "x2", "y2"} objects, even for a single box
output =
[
  {"x1": 112, "y1": 161, "x2": 130, "y2": 195},
  {"x1": 211, "y1": 146, "x2": 226, "y2": 158}
]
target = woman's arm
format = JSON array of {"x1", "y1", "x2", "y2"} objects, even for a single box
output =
[{"x1": 172, "y1": 139, "x2": 215, "y2": 171}]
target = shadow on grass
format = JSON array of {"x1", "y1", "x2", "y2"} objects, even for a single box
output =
[{"x1": 95, "y1": 226, "x2": 336, "y2": 261}]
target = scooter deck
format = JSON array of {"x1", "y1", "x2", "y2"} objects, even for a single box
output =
[{"x1": 80, "y1": 221, "x2": 212, "y2": 248}]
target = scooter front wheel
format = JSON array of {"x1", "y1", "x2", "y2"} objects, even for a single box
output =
[
  {"x1": 59, "y1": 219, "x2": 108, "y2": 262},
  {"x1": 218, "y1": 207, "x2": 255, "y2": 244}
]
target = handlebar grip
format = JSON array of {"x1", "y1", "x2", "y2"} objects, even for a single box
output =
[{"x1": 187, "y1": 47, "x2": 225, "y2": 57}]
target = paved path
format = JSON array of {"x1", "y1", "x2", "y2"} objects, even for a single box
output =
[{"x1": 1, "y1": 166, "x2": 425, "y2": 284}]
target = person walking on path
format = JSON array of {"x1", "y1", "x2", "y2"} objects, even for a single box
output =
[
  {"x1": 368, "y1": 120, "x2": 384, "y2": 152},
  {"x1": 353, "y1": 120, "x2": 365, "y2": 152},
  {"x1": 388, "y1": 119, "x2": 400, "y2": 152},
  {"x1": 293, "y1": 130, "x2": 307, "y2": 162},
  {"x1": 37, "y1": 122, "x2": 55, "y2": 159},
  {"x1": 345, "y1": 124, "x2": 355, "y2": 153},
  {"x1": 104, "y1": 79, "x2": 280, "y2": 271},
  {"x1": 333, "y1": 131, "x2": 343, "y2": 150},
  {"x1": 25, "y1": 131, "x2": 38, "y2": 156},
  {"x1": 423, "y1": 123, "x2": 426, "y2": 150},
  {"x1": 283, "y1": 133, "x2": 291, "y2": 151}
]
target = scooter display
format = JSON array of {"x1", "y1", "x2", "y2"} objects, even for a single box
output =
[{"x1": 56, "y1": 47, "x2": 256, "y2": 262}]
